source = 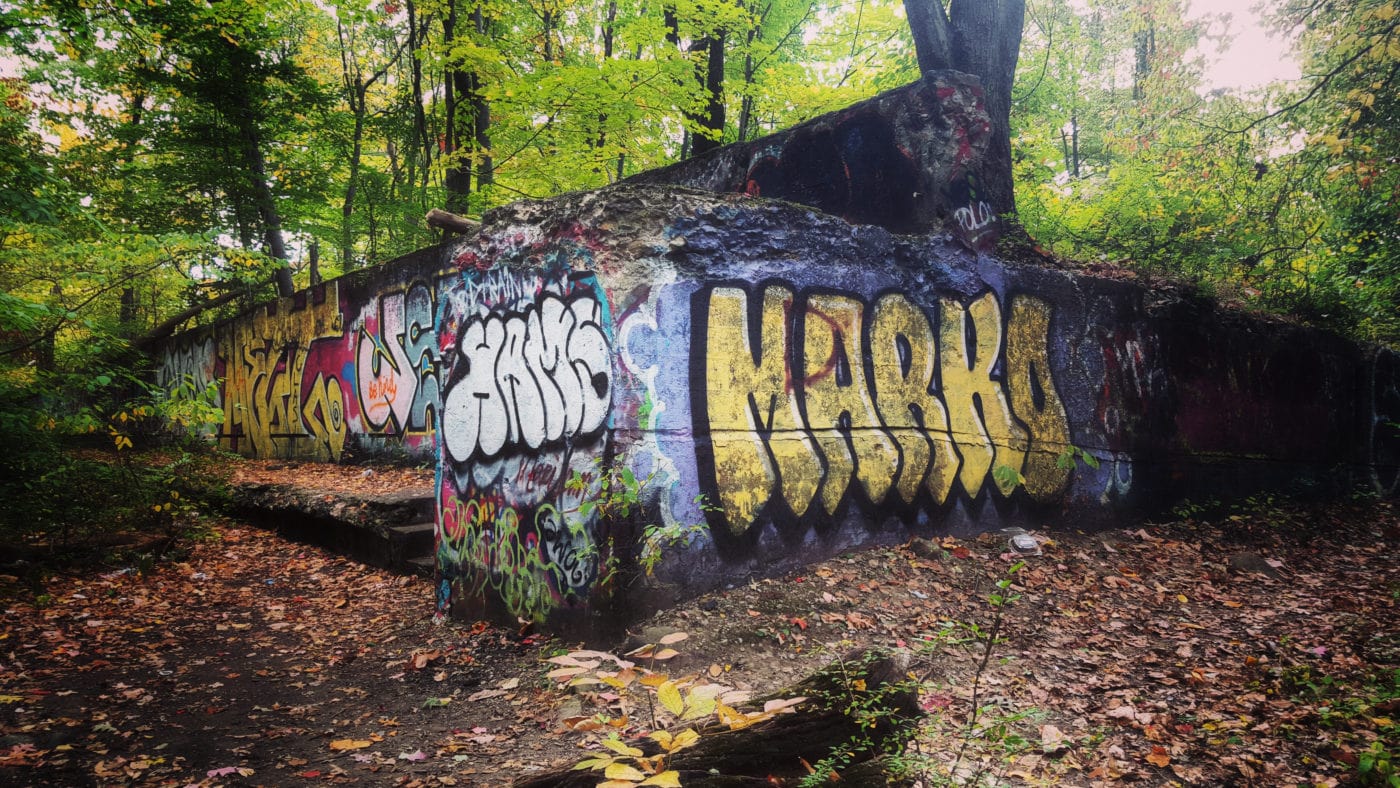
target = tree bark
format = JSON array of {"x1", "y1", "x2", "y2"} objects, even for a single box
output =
[
  {"x1": 217, "y1": 34, "x2": 294, "y2": 296},
  {"x1": 342, "y1": 84, "x2": 366, "y2": 271},
  {"x1": 471, "y1": 5, "x2": 493, "y2": 189},
  {"x1": 904, "y1": 0, "x2": 1025, "y2": 216},
  {"x1": 232, "y1": 95, "x2": 294, "y2": 296},
  {"x1": 514, "y1": 649, "x2": 921, "y2": 787},
  {"x1": 426, "y1": 208, "x2": 480, "y2": 234},
  {"x1": 691, "y1": 30, "x2": 726, "y2": 157},
  {"x1": 443, "y1": 2, "x2": 492, "y2": 213},
  {"x1": 666, "y1": 7, "x2": 726, "y2": 160},
  {"x1": 948, "y1": 0, "x2": 1024, "y2": 216},
  {"x1": 443, "y1": 1, "x2": 472, "y2": 213},
  {"x1": 133, "y1": 288, "x2": 244, "y2": 350},
  {"x1": 407, "y1": 0, "x2": 433, "y2": 199},
  {"x1": 903, "y1": 0, "x2": 954, "y2": 72}
]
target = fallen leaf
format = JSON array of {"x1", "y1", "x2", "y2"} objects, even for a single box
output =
[
  {"x1": 1040, "y1": 724, "x2": 1069, "y2": 755},
  {"x1": 410, "y1": 650, "x2": 441, "y2": 670}
]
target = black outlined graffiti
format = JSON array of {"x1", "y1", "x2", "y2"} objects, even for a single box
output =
[
  {"x1": 692, "y1": 282, "x2": 1074, "y2": 536},
  {"x1": 441, "y1": 291, "x2": 611, "y2": 466},
  {"x1": 355, "y1": 282, "x2": 440, "y2": 436}
]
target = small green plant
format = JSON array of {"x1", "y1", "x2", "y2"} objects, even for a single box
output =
[
  {"x1": 564, "y1": 461, "x2": 713, "y2": 584},
  {"x1": 1055, "y1": 445, "x2": 1101, "y2": 471},
  {"x1": 1270, "y1": 663, "x2": 1400, "y2": 785},
  {"x1": 638, "y1": 494, "x2": 717, "y2": 577},
  {"x1": 1171, "y1": 496, "x2": 1220, "y2": 521},
  {"x1": 1358, "y1": 740, "x2": 1400, "y2": 787},
  {"x1": 991, "y1": 463, "x2": 1026, "y2": 491}
]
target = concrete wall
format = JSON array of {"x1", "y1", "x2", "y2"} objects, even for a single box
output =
[
  {"x1": 154, "y1": 247, "x2": 447, "y2": 463},
  {"x1": 153, "y1": 186, "x2": 1399, "y2": 635},
  {"x1": 423, "y1": 185, "x2": 1398, "y2": 634}
]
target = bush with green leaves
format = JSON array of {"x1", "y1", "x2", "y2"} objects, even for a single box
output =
[{"x1": 0, "y1": 294, "x2": 227, "y2": 551}]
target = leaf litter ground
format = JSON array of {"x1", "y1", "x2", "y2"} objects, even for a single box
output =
[{"x1": 2, "y1": 464, "x2": 1397, "y2": 786}]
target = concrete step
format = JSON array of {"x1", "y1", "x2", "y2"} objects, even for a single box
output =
[
  {"x1": 406, "y1": 555, "x2": 436, "y2": 578},
  {"x1": 374, "y1": 488, "x2": 436, "y2": 522},
  {"x1": 232, "y1": 482, "x2": 438, "y2": 576},
  {"x1": 388, "y1": 520, "x2": 436, "y2": 564}
]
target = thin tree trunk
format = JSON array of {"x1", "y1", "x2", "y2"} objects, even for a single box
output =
[
  {"x1": 443, "y1": 1, "x2": 472, "y2": 213},
  {"x1": 308, "y1": 240, "x2": 321, "y2": 286},
  {"x1": 472, "y1": 4, "x2": 493, "y2": 189},
  {"x1": 232, "y1": 93, "x2": 295, "y2": 297},
  {"x1": 342, "y1": 86, "x2": 366, "y2": 271},
  {"x1": 407, "y1": 0, "x2": 433, "y2": 203}
]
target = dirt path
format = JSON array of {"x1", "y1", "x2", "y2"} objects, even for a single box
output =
[{"x1": 2, "y1": 495, "x2": 1397, "y2": 786}]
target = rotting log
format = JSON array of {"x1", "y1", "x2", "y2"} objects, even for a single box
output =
[
  {"x1": 514, "y1": 649, "x2": 921, "y2": 787},
  {"x1": 426, "y1": 208, "x2": 480, "y2": 234}
]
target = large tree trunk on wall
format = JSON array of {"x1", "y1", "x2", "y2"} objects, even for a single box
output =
[{"x1": 903, "y1": 0, "x2": 1025, "y2": 216}]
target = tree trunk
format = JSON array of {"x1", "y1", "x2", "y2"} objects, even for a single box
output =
[
  {"x1": 666, "y1": 7, "x2": 726, "y2": 160},
  {"x1": 231, "y1": 92, "x2": 294, "y2": 297},
  {"x1": 736, "y1": 22, "x2": 758, "y2": 143},
  {"x1": 133, "y1": 288, "x2": 245, "y2": 350},
  {"x1": 691, "y1": 30, "x2": 726, "y2": 157},
  {"x1": 948, "y1": 0, "x2": 1024, "y2": 216},
  {"x1": 407, "y1": 0, "x2": 433, "y2": 201},
  {"x1": 471, "y1": 5, "x2": 493, "y2": 189},
  {"x1": 308, "y1": 240, "x2": 321, "y2": 286},
  {"x1": 442, "y1": 1, "x2": 472, "y2": 213},
  {"x1": 904, "y1": 0, "x2": 1025, "y2": 216},
  {"x1": 342, "y1": 84, "x2": 366, "y2": 271},
  {"x1": 514, "y1": 649, "x2": 921, "y2": 787},
  {"x1": 443, "y1": 2, "x2": 492, "y2": 213},
  {"x1": 903, "y1": 0, "x2": 954, "y2": 72},
  {"x1": 1133, "y1": 22, "x2": 1155, "y2": 101},
  {"x1": 120, "y1": 287, "x2": 137, "y2": 325}
]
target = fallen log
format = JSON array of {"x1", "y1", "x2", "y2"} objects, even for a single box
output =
[
  {"x1": 426, "y1": 208, "x2": 480, "y2": 235},
  {"x1": 515, "y1": 648, "x2": 921, "y2": 787}
]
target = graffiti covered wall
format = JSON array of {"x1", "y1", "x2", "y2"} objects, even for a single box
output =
[
  {"x1": 415, "y1": 185, "x2": 1397, "y2": 633},
  {"x1": 154, "y1": 247, "x2": 450, "y2": 463},
  {"x1": 153, "y1": 185, "x2": 1399, "y2": 634}
]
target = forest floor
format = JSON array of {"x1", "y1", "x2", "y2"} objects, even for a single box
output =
[{"x1": 2, "y1": 460, "x2": 1398, "y2": 787}]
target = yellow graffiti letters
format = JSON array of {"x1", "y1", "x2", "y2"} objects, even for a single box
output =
[
  {"x1": 303, "y1": 373, "x2": 348, "y2": 462},
  {"x1": 938, "y1": 294, "x2": 1028, "y2": 498},
  {"x1": 700, "y1": 284, "x2": 1074, "y2": 535},
  {"x1": 704, "y1": 286, "x2": 822, "y2": 534},
  {"x1": 221, "y1": 284, "x2": 346, "y2": 461},
  {"x1": 802, "y1": 294, "x2": 898, "y2": 512},
  {"x1": 1005, "y1": 296, "x2": 1073, "y2": 500},
  {"x1": 869, "y1": 294, "x2": 960, "y2": 504}
]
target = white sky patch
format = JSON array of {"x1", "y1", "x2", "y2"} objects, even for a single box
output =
[{"x1": 1187, "y1": 0, "x2": 1301, "y2": 92}]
